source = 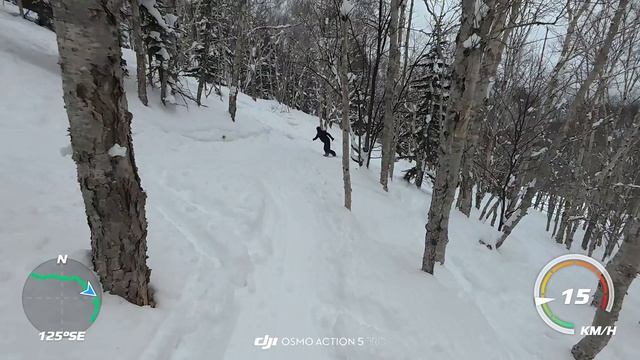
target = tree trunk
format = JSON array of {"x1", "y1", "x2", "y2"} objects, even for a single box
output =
[
  {"x1": 546, "y1": 195, "x2": 557, "y2": 232},
  {"x1": 422, "y1": 0, "x2": 513, "y2": 273},
  {"x1": 364, "y1": 0, "x2": 386, "y2": 169},
  {"x1": 565, "y1": 212, "x2": 581, "y2": 250},
  {"x1": 197, "y1": 80, "x2": 205, "y2": 106},
  {"x1": 130, "y1": 0, "x2": 148, "y2": 106},
  {"x1": 581, "y1": 214, "x2": 598, "y2": 250},
  {"x1": 479, "y1": 193, "x2": 495, "y2": 220},
  {"x1": 228, "y1": 0, "x2": 247, "y2": 122},
  {"x1": 571, "y1": 202, "x2": 640, "y2": 360},
  {"x1": 552, "y1": 198, "x2": 564, "y2": 236},
  {"x1": 51, "y1": 0, "x2": 153, "y2": 306},
  {"x1": 401, "y1": 0, "x2": 414, "y2": 79},
  {"x1": 489, "y1": 199, "x2": 500, "y2": 227},
  {"x1": 421, "y1": 0, "x2": 492, "y2": 273},
  {"x1": 415, "y1": 150, "x2": 425, "y2": 188},
  {"x1": 502, "y1": 187, "x2": 519, "y2": 230},
  {"x1": 555, "y1": 200, "x2": 572, "y2": 243},
  {"x1": 588, "y1": 216, "x2": 605, "y2": 257},
  {"x1": 340, "y1": 11, "x2": 352, "y2": 210},
  {"x1": 474, "y1": 182, "x2": 484, "y2": 210},
  {"x1": 147, "y1": 51, "x2": 154, "y2": 86},
  {"x1": 533, "y1": 192, "x2": 543, "y2": 210},
  {"x1": 379, "y1": 0, "x2": 401, "y2": 191},
  {"x1": 160, "y1": 62, "x2": 168, "y2": 105},
  {"x1": 388, "y1": 0, "x2": 411, "y2": 182},
  {"x1": 603, "y1": 211, "x2": 624, "y2": 260},
  {"x1": 495, "y1": 184, "x2": 536, "y2": 249},
  {"x1": 317, "y1": 68, "x2": 325, "y2": 128},
  {"x1": 456, "y1": 154, "x2": 473, "y2": 217}
]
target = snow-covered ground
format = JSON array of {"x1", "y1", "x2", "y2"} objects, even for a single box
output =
[{"x1": 1, "y1": 5, "x2": 638, "y2": 360}]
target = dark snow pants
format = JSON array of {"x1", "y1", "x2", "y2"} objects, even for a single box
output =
[{"x1": 323, "y1": 141, "x2": 336, "y2": 156}]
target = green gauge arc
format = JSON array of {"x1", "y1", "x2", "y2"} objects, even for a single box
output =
[{"x1": 30, "y1": 272, "x2": 101, "y2": 323}]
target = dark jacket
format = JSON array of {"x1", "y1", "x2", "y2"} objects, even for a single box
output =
[{"x1": 313, "y1": 128, "x2": 334, "y2": 143}]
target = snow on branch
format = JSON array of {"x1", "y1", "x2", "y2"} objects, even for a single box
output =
[{"x1": 141, "y1": 0, "x2": 173, "y2": 33}]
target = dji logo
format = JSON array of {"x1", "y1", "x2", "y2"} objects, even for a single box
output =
[{"x1": 254, "y1": 335, "x2": 278, "y2": 350}]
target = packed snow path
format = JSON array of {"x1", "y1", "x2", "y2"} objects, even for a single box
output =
[{"x1": 1, "y1": 6, "x2": 638, "y2": 360}]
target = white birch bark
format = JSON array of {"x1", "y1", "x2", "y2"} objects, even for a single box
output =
[
  {"x1": 388, "y1": 0, "x2": 408, "y2": 181},
  {"x1": 51, "y1": 0, "x2": 153, "y2": 306},
  {"x1": 422, "y1": 0, "x2": 509, "y2": 273},
  {"x1": 340, "y1": 9, "x2": 352, "y2": 210},
  {"x1": 229, "y1": 0, "x2": 247, "y2": 122},
  {"x1": 130, "y1": 0, "x2": 148, "y2": 106},
  {"x1": 571, "y1": 199, "x2": 640, "y2": 360},
  {"x1": 379, "y1": 0, "x2": 401, "y2": 191}
]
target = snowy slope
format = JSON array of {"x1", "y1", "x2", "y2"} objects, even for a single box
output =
[{"x1": 1, "y1": 5, "x2": 638, "y2": 360}]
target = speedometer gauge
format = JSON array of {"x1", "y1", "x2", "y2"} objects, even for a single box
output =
[{"x1": 533, "y1": 254, "x2": 614, "y2": 335}]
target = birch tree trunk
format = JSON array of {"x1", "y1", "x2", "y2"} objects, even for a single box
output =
[
  {"x1": 533, "y1": 193, "x2": 543, "y2": 210},
  {"x1": 379, "y1": 0, "x2": 400, "y2": 191},
  {"x1": 160, "y1": 60, "x2": 168, "y2": 104},
  {"x1": 130, "y1": 0, "x2": 148, "y2": 106},
  {"x1": 489, "y1": 200, "x2": 499, "y2": 227},
  {"x1": 552, "y1": 198, "x2": 564, "y2": 236},
  {"x1": 388, "y1": 0, "x2": 408, "y2": 182},
  {"x1": 565, "y1": 212, "x2": 581, "y2": 249},
  {"x1": 495, "y1": 182, "x2": 536, "y2": 249},
  {"x1": 546, "y1": 195, "x2": 557, "y2": 231},
  {"x1": 457, "y1": 173, "x2": 473, "y2": 216},
  {"x1": 581, "y1": 214, "x2": 598, "y2": 250},
  {"x1": 415, "y1": 150, "x2": 425, "y2": 188},
  {"x1": 480, "y1": 193, "x2": 495, "y2": 220},
  {"x1": 51, "y1": 0, "x2": 153, "y2": 306},
  {"x1": 364, "y1": 0, "x2": 387, "y2": 168},
  {"x1": 422, "y1": 0, "x2": 507, "y2": 273},
  {"x1": 228, "y1": 0, "x2": 247, "y2": 122},
  {"x1": 456, "y1": 149, "x2": 474, "y2": 216},
  {"x1": 555, "y1": 200, "x2": 573, "y2": 243},
  {"x1": 495, "y1": 188, "x2": 535, "y2": 248},
  {"x1": 401, "y1": 0, "x2": 414, "y2": 79},
  {"x1": 571, "y1": 201, "x2": 640, "y2": 360},
  {"x1": 475, "y1": 182, "x2": 484, "y2": 210},
  {"x1": 340, "y1": 11, "x2": 352, "y2": 210},
  {"x1": 457, "y1": 0, "x2": 518, "y2": 218}
]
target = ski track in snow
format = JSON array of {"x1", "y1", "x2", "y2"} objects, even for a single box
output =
[{"x1": 1, "y1": 4, "x2": 639, "y2": 360}]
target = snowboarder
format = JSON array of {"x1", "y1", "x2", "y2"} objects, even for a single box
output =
[{"x1": 313, "y1": 126, "x2": 336, "y2": 156}]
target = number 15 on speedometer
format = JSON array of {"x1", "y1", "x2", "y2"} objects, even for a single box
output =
[{"x1": 561, "y1": 288, "x2": 592, "y2": 305}]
